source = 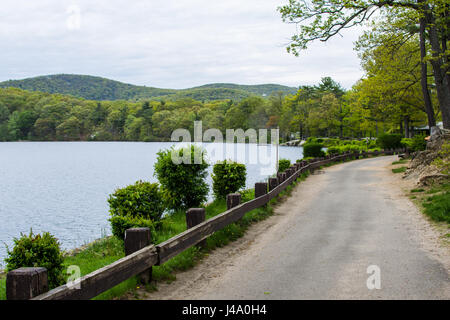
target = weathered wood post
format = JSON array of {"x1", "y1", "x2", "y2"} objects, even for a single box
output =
[
  {"x1": 125, "y1": 227, "x2": 152, "y2": 284},
  {"x1": 186, "y1": 208, "x2": 207, "y2": 248},
  {"x1": 226, "y1": 193, "x2": 241, "y2": 210},
  {"x1": 6, "y1": 267, "x2": 48, "y2": 300},
  {"x1": 268, "y1": 177, "x2": 278, "y2": 191},
  {"x1": 285, "y1": 168, "x2": 292, "y2": 177},
  {"x1": 254, "y1": 182, "x2": 268, "y2": 198},
  {"x1": 277, "y1": 172, "x2": 283, "y2": 183}
]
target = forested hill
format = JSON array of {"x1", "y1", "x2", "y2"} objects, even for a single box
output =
[
  {"x1": 190, "y1": 83, "x2": 298, "y2": 96},
  {"x1": 0, "y1": 74, "x2": 297, "y2": 102}
]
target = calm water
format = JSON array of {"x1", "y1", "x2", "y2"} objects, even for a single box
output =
[{"x1": 0, "y1": 142, "x2": 303, "y2": 265}]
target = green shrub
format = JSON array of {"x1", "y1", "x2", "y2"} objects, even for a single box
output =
[
  {"x1": 212, "y1": 160, "x2": 246, "y2": 199},
  {"x1": 278, "y1": 159, "x2": 291, "y2": 172},
  {"x1": 5, "y1": 231, "x2": 64, "y2": 288},
  {"x1": 108, "y1": 180, "x2": 165, "y2": 221},
  {"x1": 367, "y1": 139, "x2": 378, "y2": 148},
  {"x1": 109, "y1": 215, "x2": 156, "y2": 239},
  {"x1": 303, "y1": 143, "x2": 325, "y2": 158},
  {"x1": 377, "y1": 133, "x2": 403, "y2": 149},
  {"x1": 401, "y1": 138, "x2": 413, "y2": 149},
  {"x1": 410, "y1": 134, "x2": 427, "y2": 152},
  {"x1": 326, "y1": 146, "x2": 341, "y2": 155},
  {"x1": 154, "y1": 145, "x2": 209, "y2": 210},
  {"x1": 402, "y1": 134, "x2": 426, "y2": 152},
  {"x1": 342, "y1": 144, "x2": 362, "y2": 153}
]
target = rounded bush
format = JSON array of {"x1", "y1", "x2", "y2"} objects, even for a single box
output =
[
  {"x1": 303, "y1": 142, "x2": 325, "y2": 158},
  {"x1": 212, "y1": 160, "x2": 246, "y2": 199},
  {"x1": 278, "y1": 159, "x2": 291, "y2": 172},
  {"x1": 154, "y1": 145, "x2": 209, "y2": 210},
  {"x1": 109, "y1": 215, "x2": 155, "y2": 239},
  {"x1": 108, "y1": 180, "x2": 165, "y2": 221},
  {"x1": 5, "y1": 231, "x2": 65, "y2": 288},
  {"x1": 377, "y1": 133, "x2": 403, "y2": 149}
]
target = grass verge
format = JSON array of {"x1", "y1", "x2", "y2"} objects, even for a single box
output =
[
  {"x1": 408, "y1": 183, "x2": 450, "y2": 224},
  {"x1": 392, "y1": 166, "x2": 407, "y2": 173},
  {"x1": 392, "y1": 159, "x2": 408, "y2": 165},
  {"x1": 422, "y1": 183, "x2": 450, "y2": 223}
]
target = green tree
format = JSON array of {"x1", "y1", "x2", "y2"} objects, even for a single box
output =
[
  {"x1": 154, "y1": 145, "x2": 209, "y2": 210},
  {"x1": 56, "y1": 116, "x2": 81, "y2": 140},
  {"x1": 278, "y1": 0, "x2": 450, "y2": 128}
]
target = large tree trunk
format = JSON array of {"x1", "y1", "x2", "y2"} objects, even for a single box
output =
[
  {"x1": 423, "y1": 4, "x2": 450, "y2": 129},
  {"x1": 419, "y1": 17, "x2": 436, "y2": 128},
  {"x1": 404, "y1": 115, "x2": 410, "y2": 138}
]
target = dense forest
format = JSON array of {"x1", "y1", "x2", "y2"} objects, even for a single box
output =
[
  {"x1": 0, "y1": 73, "x2": 435, "y2": 142},
  {"x1": 0, "y1": 74, "x2": 297, "y2": 102}
]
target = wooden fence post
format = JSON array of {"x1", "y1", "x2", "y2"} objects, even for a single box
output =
[
  {"x1": 285, "y1": 168, "x2": 292, "y2": 177},
  {"x1": 255, "y1": 182, "x2": 268, "y2": 198},
  {"x1": 186, "y1": 208, "x2": 206, "y2": 248},
  {"x1": 6, "y1": 267, "x2": 48, "y2": 300},
  {"x1": 226, "y1": 193, "x2": 241, "y2": 210},
  {"x1": 125, "y1": 227, "x2": 152, "y2": 284},
  {"x1": 268, "y1": 177, "x2": 278, "y2": 191},
  {"x1": 277, "y1": 172, "x2": 284, "y2": 183}
]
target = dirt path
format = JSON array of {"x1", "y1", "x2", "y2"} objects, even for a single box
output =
[{"x1": 136, "y1": 156, "x2": 450, "y2": 300}]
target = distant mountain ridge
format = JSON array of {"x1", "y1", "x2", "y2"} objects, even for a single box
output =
[{"x1": 0, "y1": 74, "x2": 298, "y2": 101}]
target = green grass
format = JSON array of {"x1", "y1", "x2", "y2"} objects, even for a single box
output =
[
  {"x1": 62, "y1": 236, "x2": 133, "y2": 300},
  {"x1": 422, "y1": 190, "x2": 450, "y2": 223},
  {"x1": 426, "y1": 183, "x2": 450, "y2": 194},
  {"x1": 392, "y1": 166, "x2": 407, "y2": 173},
  {"x1": 409, "y1": 183, "x2": 450, "y2": 225},
  {"x1": 0, "y1": 275, "x2": 5, "y2": 300},
  {"x1": 392, "y1": 159, "x2": 408, "y2": 165}
]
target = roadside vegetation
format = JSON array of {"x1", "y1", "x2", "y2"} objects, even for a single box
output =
[
  {"x1": 392, "y1": 166, "x2": 407, "y2": 174},
  {"x1": 408, "y1": 183, "x2": 450, "y2": 225}
]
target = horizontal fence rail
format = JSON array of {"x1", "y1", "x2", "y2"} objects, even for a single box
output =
[{"x1": 5, "y1": 148, "x2": 403, "y2": 300}]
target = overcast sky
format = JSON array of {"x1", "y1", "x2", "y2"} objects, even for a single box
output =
[{"x1": 0, "y1": 0, "x2": 366, "y2": 89}]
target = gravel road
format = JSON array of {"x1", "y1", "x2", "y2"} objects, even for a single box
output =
[
  {"x1": 137, "y1": 156, "x2": 450, "y2": 300},
  {"x1": 183, "y1": 156, "x2": 450, "y2": 299}
]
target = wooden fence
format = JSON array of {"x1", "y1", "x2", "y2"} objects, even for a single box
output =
[{"x1": 5, "y1": 148, "x2": 404, "y2": 300}]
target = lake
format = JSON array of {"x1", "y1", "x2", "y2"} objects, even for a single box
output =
[{"x1": 0, "y1": 142, "x2": 303, "y2": 266}]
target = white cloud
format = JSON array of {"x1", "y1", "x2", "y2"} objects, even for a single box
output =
[{"x1": 0, "y1": 0, "x2": 366, "y2": 89}]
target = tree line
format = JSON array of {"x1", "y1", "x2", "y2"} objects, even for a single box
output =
[{"x1": 0, "y1": 72, "x2": 441, "y2": 142}]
